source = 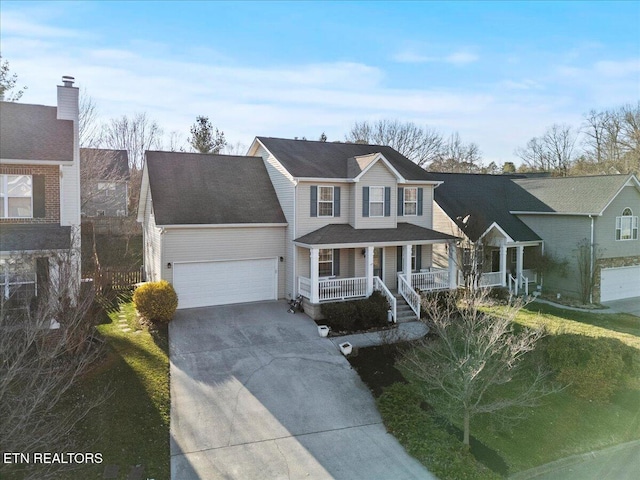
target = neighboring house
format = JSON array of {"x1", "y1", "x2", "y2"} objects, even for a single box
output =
[
  {"x1": 431, "y1": 173, "x2": 544, "y2": 293},
  {"x1": 80, "y1": 148, "x2": 129, "y2": 217},
  {"x1": 137, "y1": 152, "x2": 288, "y2": 309},
  {"x1": 247, "y1": 137, "x2": 458, "y2": 320},
  {"x1": 0, "y1": 76, "x2": 81, "y2": 305},
  {"x1": 433, "y1": 172, "x2": 640, "y2": 303}
]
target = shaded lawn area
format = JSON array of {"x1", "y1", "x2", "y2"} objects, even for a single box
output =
[
  {"x1": 353, "y1": 304, "x2": 640, "y2": 478},
  {"x1": 81, "y1": 234, "x2": 142, "y2": 275},
  {"x1": 61, "y1": 301, "x2": 170, "y2": 479}
]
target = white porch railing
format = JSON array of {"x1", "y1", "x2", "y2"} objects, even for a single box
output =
[
  {"x1": 508, "y1": 274, "x2": 518, "y2": 295},
  {"x1": 520, "y1": 273, "x2": 529, "y2": 296},
  {"x1": 479, "y1": 271, "x2": 503, "y2": 287},
  {"x1": 374, "y1": 276, "x2": 396, "y2": 323},
  {"x1": 522, "y1": 269, "x2": 537, "y2": 284},
  {"x1": 298, "y1": 276, "x2": 312, "y2": 299},
  {"x1": 319, "y1": 277, "x2": 367, "y2": 302},
  {"x1": 412, "y1": 269, "x2": 449, "y2": 291},
  {"x1": 398, "y1": 273, "x2": 420, "y2": 318}
]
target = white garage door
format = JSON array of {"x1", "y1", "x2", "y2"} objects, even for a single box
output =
[
  {"x1": 601, "y1": 265, "x2": 640, "y2": 302},
  {"x1": 173, "y1": 258, "x2": 278, "y2": 309}
]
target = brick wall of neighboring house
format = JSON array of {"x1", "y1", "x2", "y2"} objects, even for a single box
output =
[
  {"x1": 0, "y1": 164, "x2": 60, "y2": 224},
  {"x1": 592, "y1": 255, "x2": 640, "y2": 303}
]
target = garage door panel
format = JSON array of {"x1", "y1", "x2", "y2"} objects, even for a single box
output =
[
  {"x1": 601, "y1": 266, "x2": 640, "y2": 302},
  {"x1": 174, "y1": 258, "x2": 277, "y2": 309}
]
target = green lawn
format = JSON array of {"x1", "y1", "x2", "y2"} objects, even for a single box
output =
[
  {"x1": 377, "y1": 302, "x2": 640, "y2": 478},
  {"x1": 67, "y1": 301, "x2": 170, "y2": 479}
]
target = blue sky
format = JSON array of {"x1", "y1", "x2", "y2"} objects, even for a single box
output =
[{"x1": 1, "y1": 0, "x2": 639, "y2": 164}]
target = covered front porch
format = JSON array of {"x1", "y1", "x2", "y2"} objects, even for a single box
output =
[{"x1": 293, "y1": 223, "x2": 458, "y2": 321}]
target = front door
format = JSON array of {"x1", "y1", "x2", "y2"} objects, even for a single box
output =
[{"x1": 373, "y1": 247, "x2": 383, "y2": 279}]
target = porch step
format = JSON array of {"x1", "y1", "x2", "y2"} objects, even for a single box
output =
[{"x1": 393, "y1": 293, "x2": 419, "y2": 323}]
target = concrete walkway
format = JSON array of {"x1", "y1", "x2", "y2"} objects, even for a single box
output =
[
  {"x1": 329, "y1": 321, "x2": 429, "y2": 349},
  {"x1": 509, "y1": 440, "x2": 640, "y2": 480},
  {"x1": 170, "y1": 301, "x2": 435, "y2": 479},
  {"x1": 532, "y1": 298, "x2": 617, "y2": 313}
]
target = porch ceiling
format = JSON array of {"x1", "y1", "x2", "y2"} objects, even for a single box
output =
[{"x1": 293, "y1": 223, "x2": 458, "y2": 248}]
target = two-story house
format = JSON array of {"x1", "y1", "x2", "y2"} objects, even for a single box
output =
[
  {"x1": 80, "y1": 148, "x2": 130, "y2": 217},
  {"x1": 138, "y1": 138, "x2": 458, "y2": 319},
  {"x1": 0, "y1": 76, "x2": 81, "y2": 306}
]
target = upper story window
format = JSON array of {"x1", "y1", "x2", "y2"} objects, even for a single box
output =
[
  {"x1": 0, "y1": 175, "x2": 33, "y2": 219},
  {"x1": 616, "y1": 208, "x2": 638, "y2": 241},
  {"x1": 404, "y1": 187, "x2": 417, "y2": 216},
  {"x1": 318, "y1": 186, "x2": 334, "y2": 217},
  {"x1": 369, "y1": 186, "x2": 385, "y2": 217}
]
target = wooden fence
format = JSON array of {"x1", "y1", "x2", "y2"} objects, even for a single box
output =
[{"x1": 95, "y1": 267, "x2": 144, "y2": 291}]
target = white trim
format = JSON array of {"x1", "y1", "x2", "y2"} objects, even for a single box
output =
[
  {"x1": 0, "y1": 174, "x2": 34, "y2": 219},
  {"x1": 318, "y1": 248, "x2": 334, "y2": 277},
  {"x1": 403, "y1": 186, "x2": 418, "y2": 216},
  {"x1": 403, "y1": 180, "x2": 442, "y2": 186},
  {"x1": 249, "y1": 138, "x2": 296, "y2": 183},
  {"x1": 294, "y1": 239, "x2": 451, "y2": 249},
  {"x1": 0, "y1": 158, "x2": 74, "y2": 165},
  {"x1": 159, "y1": 223, "x2": 288, "y2": 229},
  {"x1": 296, "y1": 177, "x2": 352, "y2": 182},
  {"x1": 510, "y1": 211, "x2": 600, "y2": 216},
  {"x1": 317, "y1": 185, "x2": 334, "y2": 218},
  {"x1": 369, "y1": 185, "x2": 385, "y2": 217},
  {"x1": 478, "y1": 222, "x2": 514, "y2": 243},
  {"x1": 136, "y1": 162, "x2": 150, "y2": 223},
  {"x1": 353, "y1": 153, "x2": 406, "y2": 183}
]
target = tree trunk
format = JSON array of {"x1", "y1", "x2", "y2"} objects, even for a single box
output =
[{"x1": 463, "y1": 409, "x2": 470, "y2": 446}]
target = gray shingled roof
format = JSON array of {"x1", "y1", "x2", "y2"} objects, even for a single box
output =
[
  {"x1": 80, "y1": 148, "x2": 130, "y2": 180},
  {"x1": 146, "y1": 151, "x2": 286, "y2": 225},
  {"x1": 513, "y1": 175, "x2": 634, "y2": 214},
  {"x1": 257, "y1": 137, "x2": 438, "y2": 181},
  {"x1": 430, "y1": 173, "x2": 543, "y2": 242},
  {"x1": 294, "y1": 223, "x2": 457, "y2": 246},
  {"x1": 0, "y1": 101, "x2": 74, "y2": 162},
  {"x1": 0, "y1": 224, "x2": 71, "y2": 251}
]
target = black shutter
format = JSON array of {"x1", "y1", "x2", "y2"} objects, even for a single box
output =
[
  {"x1": 384, "y1": 187, "x2": 391, "y2": 217},
  {"x1": 398, "y1": 188, "x2": 404, "y2": 216},
  {"x1": 310, "y1": 186, "x2": 317, "y2": 217},
  {"x1": 417, "y1": 188, "x2": 424, "y2": 216},
  {"x1": 362, "y1": 187, "x2": 369, "y2": 217},
  {"x1": 397, "y1": 246, "x2": 403, "y2": 272},
  {"x1": 33, "y1": 175, "x2": 46, "y2": 218},
  {"x1": 334, "y1": 187, "x2": 340, "y2": 217},
  {"x1": 416, "y1": 245, "x2": 422, "y2": 271},
  {"x1": 333, "y1": 249, "x2": 340, "y2": 276}
]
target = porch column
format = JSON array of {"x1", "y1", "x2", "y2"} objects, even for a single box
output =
[
  {"x1": 516, "y1": 245, "x2": 524, "y2": 287},
  {"x1": 499, "y1": 245, "x2": 507, "y2": 287},
  {"x1": 448, "y1": 241, "x2": 457, "y2": 289},
  {"x1": 310, "y1": 247, "x2": 319, "y2": 304},
  {"x1": 366, "y1": 245, "x2": 374, "y2": 295},
  {"x1": 403, "y1": 244, "x2": 412, "y2": 287}
]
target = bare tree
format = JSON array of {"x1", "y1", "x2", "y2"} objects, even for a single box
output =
[
  {"x1": 399, "y1": 289, "x2": 555, "y2": 447},
  {"x1": 0, "y1": 248, "x2": 106, "y2": 479},
  {"x1": 345, "y1": 119, "x2": 444, "y2": 167},
  {"x1": 0, "y1": 55, "x2": 27, "y2": 101},
  {"x1": 166, "y1": 130, "x2": 187, "y2": 152},
  {"x1": 188, "y1": 115, "x2": 227, "y2": 154},
  {"x1": 79, "y1": 89, "x2": 101, "y2": 147},
  {"x1": 99, "y1": 112, "x2": 163, "y2": 170},
  {"x1": 429, "y1": 132, "x2": 483, "y2": 173},
  {"x1": 516, "y1": 124, "x2": 577, "y2": 176},
  {"x1": 80, "y1": 148, "x2": 129, "y2": 213},
  {"x1": 223, "y1": 141, "x2": 248, "y2": 156},
  {"x1": 574, "y1": 238, "x2": 604, "y2": 304}
]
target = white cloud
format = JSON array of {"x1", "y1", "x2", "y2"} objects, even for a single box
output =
[
  {"x1": 393, "y1": 48, "x2": 478, "y2": 65},
  {"x1": 594, "y1": 58, "x2": 640, "y2": 77},
  {"x1": 444, "y1": 51, "x2": 479, "y2": 65}
]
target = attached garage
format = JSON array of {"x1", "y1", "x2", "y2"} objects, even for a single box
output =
[
  {"x1": 173, "y1": 258, "x2": 278, "y2": 309},
  {"x1": 601, "y1": 265, "x2": 640, "y2": 302}
]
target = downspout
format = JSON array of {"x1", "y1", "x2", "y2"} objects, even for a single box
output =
[
  {"x1": 292, "y1": 181, "x2": 297, "y2": 299},
  {"x1": 589, "y1": 215, "x2": 594, "y2": 304}
]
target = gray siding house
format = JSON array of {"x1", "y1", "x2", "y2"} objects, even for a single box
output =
[{"x1": 80, "y1": 148, "x2": 129, "y2": 217}]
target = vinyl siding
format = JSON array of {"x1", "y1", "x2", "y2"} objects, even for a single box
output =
[
  {"x1": 254, "y1": 143, "x2": 296, "y2": 298},
  {"x1": 355, "y1": 162, "x2": 397, "y2": 229},
  {"x1": 432, "y1": 201, "x2": 461, "y2": 268},
  {"x1": 400, "y1": 184, "x2": 434, "y2": 229},
  {"x1": 162, "y1": 226, "x2": 286, "y2": 299},
  {"x1": 296, "y1": 182, "x2": 351, "y2": 237},
  {"x1": 518, "y1": 214, "x2": 591, "y2": 298},
  {"x1": 142, "y1": 186, "x2": 162, "y2": 282},
  {"x1": 596, "y1": 185, "x2": 640, "y2": 258}
]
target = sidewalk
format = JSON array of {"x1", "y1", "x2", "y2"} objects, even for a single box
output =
[
  {"x1": 509, "y1": 440, "x2": 640, "y2": 480},
  {"x1": 329, "y1": 321, "x2": 429, "y2": 349}
]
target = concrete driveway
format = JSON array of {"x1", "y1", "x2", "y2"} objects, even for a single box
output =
[
  {"x1": 602, "y1": 297, "x2": 640, "y2": 316},
  {"x1": 170, "y1": 300, "x2": 433, "y2": 480}
]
